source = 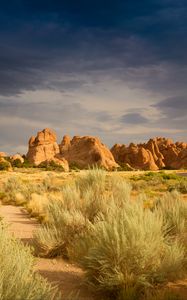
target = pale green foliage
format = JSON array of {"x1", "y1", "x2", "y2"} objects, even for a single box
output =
[
  {"x1": 34, "y1": 169, "x2": 132, "y2": 258},
  {"x1": 34, "y1": 204, "x2": 90, "y2": 258},
  {"x1": 3, "y1": 176, "x2": 39, "y2": 205},
  {"x1": 33, "y1": 169, "x2": 187, "y2": 300},
  {"x1": 155, "y1": 191, "x2": 187, "y2": 239},
  {"x1": 0, "y1": 221, "x2": 60, "y2": 300},
  {"x1": 75, "y1": 199, "x2": 186, "y2": 299}
]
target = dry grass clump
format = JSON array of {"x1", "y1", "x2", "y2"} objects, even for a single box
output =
[
  {"x1": 75, "y1": 196, "x2": 186, "y2": 300},
  {"x1": 0, "y1": 220, "x2": 61, "y2": 300},
  {"x1": 26, "y1": 193, "x2": 49, "y2": 222},
  {"x1": 34, "y1": 169, "x2": 187, "y2": 300},
  {"x1": 34, "y1": 169, "x2": 131, "y2": 258},
  {"x1": 1, "y1": 175, "x2": 54, "y2": 219}
]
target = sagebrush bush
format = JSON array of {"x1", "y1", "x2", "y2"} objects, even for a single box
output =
[
  {"x1": 26, "y1": 193, "x2": 49, "y2": 221},
  {"x1": 0, "y1": 220, "x2": 60, "y2": 300},
  {"x1": 34, "y1": 169, "x2": 132, "y2": 258},
  {"x1": 33, "y1": 169, "x2": 187, "y2": 300},
  {"x1": 155, "y1": 191, "x2": 187, "y2": 240},
  {"x1": 75, "y1": 199, "x2": 186, "y2": 299},
  {"x1": 0, "y1": 159, "x2": 11, "y2": 170}
]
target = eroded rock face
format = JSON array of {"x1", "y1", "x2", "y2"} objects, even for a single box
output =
[
  {"x1": 111, "y1": 137, "x2": 187, "y2": 170},
  {"x1": 60, "y1": 135, "x2": 118, "y2": 170},
  {"x1": 111, "y1": 143, "x2": 158, "y2": 171},
  {"x1": 27, "y1": 128, "x2": 60, "y2": 165}
]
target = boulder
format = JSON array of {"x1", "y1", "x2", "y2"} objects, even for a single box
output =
[
  {"x1": 27, "y1": 128, "x2": 60, "y2": 165},
  {"x1": 60, "y1": 135, "x2": 118, "y2": 170}
]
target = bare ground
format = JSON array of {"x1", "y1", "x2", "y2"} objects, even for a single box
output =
[{"x1": 0, "y1": 205, "x2": 99, "y2": 300}]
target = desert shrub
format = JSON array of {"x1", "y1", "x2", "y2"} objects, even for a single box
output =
[
  {"x1": 33, "y1": 170, "x2": 187, "y2": 299},
  {"x1": 2, "y1": 176, "x2": 24, "y2": 204},
  {"x1": 168, "y1": 180, "x2": 187, "y2": 194},
  {"x1": 74, "y1": 199, "x2": 186, "y2": 300},
  {"x1": 26, "y1": 193, "x2": 49, "y2": 222},
  {"x1": 0, "y1": 159, "x2": 11, "y2": 171},
  {"x1": 69, "y1": 161, "x2": 81, "y2": 171},
  {"x1": 38, "y1": 161, "x2": 65, "y2": 172},
  {"x1": 75, "y1": 168, "x2": 107, "y2": 195},
  {"x1": 2, "y1": 176, "x2": 44, "y2": 205},
  {"x1": 0, "y1": 220, "x2": 60, "y2": 300},
  {"x1": 155, "y1": 191, "x2": 187, "y2": 240},
  {"x1": 34, "y1": 206, "x2": 90, "y2": 258},
  {"x1": 11, "y1": 158, "x2": 23, "y2": 168},
  {"x1": 34, "y1": 169, "x2": 132, "y2": 258}
]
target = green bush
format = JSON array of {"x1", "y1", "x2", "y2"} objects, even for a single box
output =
[
  {"x1": 11, "y1": 158, "x2": 23, "y2": 168},
  {"x1": 33, "y1": 169, "x2": 187, "y2": 300},
  {"x1": 0, "y1": 220, "x2": 61, "y2": 300},
  {"x1": 0, "y1": 160, "x2": 11, "y2": 171},
  {"x1": 75, "y1": 199, "x2": 186, "y2": 300},
  {"x1": 155, "y1": 191, "x2": 187, "y2": 239},
  {"x1": 34, "y1": 169, "x2": 131, "y2": 258},
  {"x1": 38, "y1": 161, "x2": 65, "y2": 172},
  {"x1": 168, "y1": 181, "x2": 187, "y2": 194}
]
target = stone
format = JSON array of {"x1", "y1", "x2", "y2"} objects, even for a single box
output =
[
  {"x1": 60, "y1": 135, "x2": 118, "y2": 170},
  {"x1": 27, "y1": 128, "x2": 60, "y2": 165}
]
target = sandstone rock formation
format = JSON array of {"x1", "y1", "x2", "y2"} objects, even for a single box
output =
[
  {"x1": 60, "y1": 135, "x2": 118, "y2": 170},
  {"x1": 111, "y1": 143, "x2": 158, "y2": 171},
  {"x1": 26, "y1": 128, "x2": 186, "y2": 171},
  {"x1": 111, "y1": 137, "x2": 187, "y2": 170},
  {"x1": 27, "y1": 128, "x2": 69, "y2": 171},
  {"x1": 27, "y1": 128, "x2": 60, "y2": 165}
]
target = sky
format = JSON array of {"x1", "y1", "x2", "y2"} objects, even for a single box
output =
[{"x1": 0, "y1": 0, "x2": 187, "y2": 154}]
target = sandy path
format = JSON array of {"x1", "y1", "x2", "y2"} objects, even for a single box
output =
[{"x1": 0, "y1": 205, "x2": 98, "y2": 300}]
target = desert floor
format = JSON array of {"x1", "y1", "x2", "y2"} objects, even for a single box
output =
[{"x1": 0, "y1": 169, "x2": 187, "y2": 299}]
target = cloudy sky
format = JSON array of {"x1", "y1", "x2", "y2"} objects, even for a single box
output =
[{"x1": 0, "y1": 0, "x2": 187, "y2": 154}]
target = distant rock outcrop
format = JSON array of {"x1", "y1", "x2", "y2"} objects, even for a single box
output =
[
  {"x1": 26, "y1": 128, "x2": 69, "y2": 171},
  {"x1": 60, "y1": 135, "x2": 118, "y2": 170},
  {"x1": 27, "y1": 128, "x2": 60, "y2": 165},
  {"x1": 111, "y1": 143, "x2": 158, "y2": 171},
  {"x1": 25, "y1": 128, "x2": 187, "y2": 171},
  {"x1": 111, "y1": 137, "x2": 187, "y2": 170}
]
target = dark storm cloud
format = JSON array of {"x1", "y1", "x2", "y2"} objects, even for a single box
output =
[
  {"x1": 0, "y1": 0, "x2": 187, "y2": 152},
  {"x1": 153, "y1": 96, "x2": 187, "y2": 118},
  {"x1": 0, "y1": 0, "x2": 186, "y2": 96},
  {"x1": 120, "y1": 113, "x2": 149, "y2": 124}
]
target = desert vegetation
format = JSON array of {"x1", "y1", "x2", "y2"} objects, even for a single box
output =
[
  {"x1": 0, "y1": 168, "x2": 187, "y2": 299},
  {"x1": 0, "y1": 217, "x2": 61, "y2": 300}
]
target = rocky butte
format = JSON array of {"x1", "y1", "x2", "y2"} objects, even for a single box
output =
[
  {"x1": 2, "y1": 128, "x2": 184, "y2": 171},
  {"x1": 26, "y1": 128, "x2": 118, "y2": 171},
  {"x1": 111, "y1": 137, "x2": 187, "y2": 170}
]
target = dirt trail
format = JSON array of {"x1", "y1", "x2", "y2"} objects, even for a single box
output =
[{"x1": 0, "y1": 205, "x2": 98, "y2": 300}]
